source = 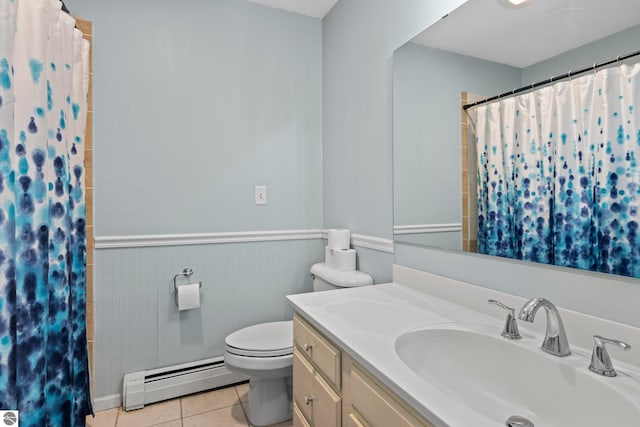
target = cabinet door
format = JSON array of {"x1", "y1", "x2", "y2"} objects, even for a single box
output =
[
  {"x1": 294, "y1": 403, "x2": 312, "y2": 427},
  {"x1": 350, "y1": 367, "x2": 428, "y2": 427},
  {"x1": 294, "y1": 315, "x2": 341, "y2": 387},
  {"x1": 346, "y1": 412, "x2": 367, "y2": 427},
  {"x1": 293, "y1": 349, "x2": 341, "y2": 427}
]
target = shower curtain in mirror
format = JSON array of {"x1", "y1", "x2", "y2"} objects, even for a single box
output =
[
  {"x1": 475, "y1": 60, "x2": 640, "y2": 278},
  {"x1": 0, "y1": 0, "x2": 92, "y2": 425}
]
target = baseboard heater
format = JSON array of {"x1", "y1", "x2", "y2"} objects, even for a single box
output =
[{"x1": 122, "y1": 356, "x2": 247, "y2": 411}]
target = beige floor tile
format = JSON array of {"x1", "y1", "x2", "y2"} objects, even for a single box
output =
[
  {"x1": 116, "y1": 400, "x2": 181, "y2": 427},
  {"x1": 86, "y1": 408, "x2": 118, "y2": 427},
  {"x1": 181, "y1": 386, "x2": 242, "y2": 418},
  {"x1": 242, "y1": 404, "x2": 292, "y2": 427},
  {"x1": 183, "y1": 404, "x2": 248, "y2": 427},
  {"x1": 235, "y1": 382, "x2": 249, "y2": 404}
]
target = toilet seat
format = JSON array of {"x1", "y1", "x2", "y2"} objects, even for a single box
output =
[
  {"x1": 225, "y1": 320, "x2": 293, "y2": 358},
  {"x1": 224, "y1": 350, "x2": 292, "y2": 373}
]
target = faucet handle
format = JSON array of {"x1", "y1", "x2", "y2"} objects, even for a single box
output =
[
  {"x1": 488, "y1": 299, "x2": 521, "y2": 340},
  {"x1": 589, "y1": 335, "x2": 631, "y2": 377}
]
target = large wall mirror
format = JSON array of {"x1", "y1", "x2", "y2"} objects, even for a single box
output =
[{"x1": 393, "y1": 0, "x2": 640, "y2": 277}]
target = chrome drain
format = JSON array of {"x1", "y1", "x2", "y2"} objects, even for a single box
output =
[{"x1": 505, "y1": 415, "x2": 534, "y2": 427}]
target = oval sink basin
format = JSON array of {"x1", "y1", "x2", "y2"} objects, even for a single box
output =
[{"x1": 395, "y1": 324, "x2": 640, "y2": 426}]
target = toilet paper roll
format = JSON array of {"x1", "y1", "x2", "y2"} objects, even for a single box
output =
[
  {"x1": 327, "y1": 228, "x2": 351, "y2": 250},
  {"x1": 325, "y1": 246, "x2": 356, "y2": 272},
  {"x1": 177, "y1": 282, "x2": 201, "y2": 311}
]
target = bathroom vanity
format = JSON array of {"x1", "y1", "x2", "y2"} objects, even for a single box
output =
[
  {"x1": 293, "y1": 314, "x2": 433, "y2": 427},
  {"x1": 287, "y1": 265, "x2": 640, "y2": 427}
]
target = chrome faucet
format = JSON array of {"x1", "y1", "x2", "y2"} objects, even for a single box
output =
[
  {"x1": 488, "y1": 299, "x2": 521, "y2": 339},
  {"x1": 518, "y1": 298, "x2": 571, "y2": 357},
  {"x1": 589, "y1": 335, "x2": 631, "y2": 377}
]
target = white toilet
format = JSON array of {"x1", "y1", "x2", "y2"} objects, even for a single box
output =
[{"x1": 224, "y1": 262, "x2": 373, "y2": 426}]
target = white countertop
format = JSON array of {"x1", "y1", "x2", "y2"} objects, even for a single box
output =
[{"x1": 286, "y1": 278, "x2": 640, "y2": 427}]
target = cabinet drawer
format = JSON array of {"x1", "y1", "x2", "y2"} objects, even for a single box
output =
[
  {"x1": 293, "y1": 403, "x2": 312, "y2": 427},
  {"x1": 350, "y1": 367, "x2": 425, "y2": 427},
  {"x1": 294, "y1": 315, "x2": 341, "y2": 387},
  {"x1": 293, "y1": 349, "x2": 341, "y2": 427}
]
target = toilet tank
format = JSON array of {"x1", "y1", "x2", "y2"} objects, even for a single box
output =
[{"x1": 310, "y1": 263, "x2": 374, "y2": 292}]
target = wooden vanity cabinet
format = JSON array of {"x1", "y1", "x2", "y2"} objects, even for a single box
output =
[
  {"x1": 342, "y1": 356, "x2": 434, "y2": 427},
  {"x1": 293, "y1": 315, "x2": 342, "y2": 427},
  {"x1": 293, "y1": 314, "x2": 434, "y2": 427},
  {"x1": 293, "y1": 314, "x2": 341, "y2": 387},
  {"x1": 293, "y1": 403, "x2": 312, "y2": 427},
  {"x1": 293, "y1": 349, "x2": 341, "y2": 427}
]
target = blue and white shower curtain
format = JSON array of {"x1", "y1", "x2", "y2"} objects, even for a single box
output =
[
  {"x1": 475, "y1": 60, "x2": 640, "y2": 278},
  {"x1": 0, "y1": 0, "x2": 92, "y2": 425}
]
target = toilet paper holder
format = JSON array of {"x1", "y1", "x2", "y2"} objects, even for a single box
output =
[{"x1": 173, "y1": 267, "x2": 201, "y2": 291}]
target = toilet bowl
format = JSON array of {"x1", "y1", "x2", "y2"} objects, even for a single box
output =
[
  {"x1": 224, "y1": 262, "x2": 373, "y2": 426},
  {"x1": 225, "y1": 321, "x2": 293, "y2": 427}
]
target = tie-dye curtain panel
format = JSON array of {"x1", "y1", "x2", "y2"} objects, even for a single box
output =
[
  {"x1": 475, "y1": 59, "x2": 640, "y2": 278},
  {"x1": 0, "y1": 0, "x2": 92, "y2": 425}
]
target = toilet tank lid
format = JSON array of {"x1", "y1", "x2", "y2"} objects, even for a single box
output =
[{"x1": 310, "y1": 263, "x2": 374, "y2": 288}]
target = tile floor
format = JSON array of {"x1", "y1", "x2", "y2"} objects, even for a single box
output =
[{"x1": 86, "y1": 382, "x2": 293, "y2": 427}]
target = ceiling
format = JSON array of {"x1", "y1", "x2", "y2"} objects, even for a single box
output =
[
  {"x1": 412, "y1": 0, "x2": 640, "y2": 68},
  {"x1": 247, "y1": 0, "x2": 338, "y2": 18}
]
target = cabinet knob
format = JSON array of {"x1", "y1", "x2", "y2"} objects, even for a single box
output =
[
  {"x1": 304, "y1": 343, "x2": 313, "y2": 352},
  {"x1": 304, "y1": 395, "x2": 315, "y2": 405}
]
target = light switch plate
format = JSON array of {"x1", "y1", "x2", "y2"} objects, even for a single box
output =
[{"x1": 255, "y1": 185, "x2": 267, "y2": 205}]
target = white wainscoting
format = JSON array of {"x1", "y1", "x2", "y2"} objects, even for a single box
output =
[
  {"x1": 95, "y1": 229, "x2": 324, "y2": 249},
  {"x1": 96, "y1": 229, "x2": 395, "y2": 253},
  {"x1": 393, "y1": 223, "x2": 462, "y2": 235},
  {"x1": 92, "y1": 239, "x2": 324, "y2": 402},
  {"x1": 91, "y1": 229, "x2": 394, "y2": 405}
]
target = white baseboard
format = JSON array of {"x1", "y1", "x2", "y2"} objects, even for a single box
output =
[{"x1": 92, "y1": 394, "x2": 122, "y2": 412}]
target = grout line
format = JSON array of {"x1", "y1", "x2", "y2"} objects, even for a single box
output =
[
  {"x1": 237, "y1": 383, "x2": 251, "y2": 426},
  {"x1": 236, "y1": 389, "x2": 250, "y2": 427},
  {"x1": 234, "y1": 384, "x2": 242, "y2": 404}
]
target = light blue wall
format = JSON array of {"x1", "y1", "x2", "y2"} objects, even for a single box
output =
[
  {"x1": 68, "y1": 0, "x2": 322, "y2": 236},
  {"x1": 322, "y1": 0, "x2": 466, "y2": 242},
  {"x1": 353, "y1": 247, "x2": 394, "y2": 284},
  {"x1": 323, "y1": 0, "x2": 640, "y2": 327},
  {"x1": 523, "y1": 24, "x2": 640, "y2": 84},
  {"x1": 320, "y1": 0, "x2": 464, "y2": 285},
  {"x1": 66, "y1": 0, "x2": 325, "y2": 404},
  {"x1": 393, "y1": 43, "x2": 521, "y2": 226},
  {"x1": 397, "y1": 232, "x2": 462, "y2": 251}
]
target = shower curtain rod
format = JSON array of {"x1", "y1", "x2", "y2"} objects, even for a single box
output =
[{"x1": 463, "y1": 48, "x2": 640, "y2": 110}]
